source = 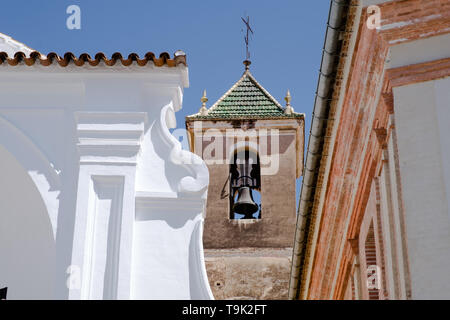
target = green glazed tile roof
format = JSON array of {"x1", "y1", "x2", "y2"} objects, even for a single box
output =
[{"x1": 187, "y1": 70, "x2": 303, "y2": 120}]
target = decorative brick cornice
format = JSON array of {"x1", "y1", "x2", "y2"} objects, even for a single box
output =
[
  {"x1": 374, "y1": 128, "x2": 388, "y2": 149},
  {"x1": 381, "y1": 93, "x2": 394, "y2": 114},
  {"x1": 378, "y1": 0, "x2": 450, "y2": 45},
  {"x1": 348, "y1": 238, "x2": 359, "y2": 255},
  {"x1": 386, "y1": 57, "x2": 450, "y2": 90}
]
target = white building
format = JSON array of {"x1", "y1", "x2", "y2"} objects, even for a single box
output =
[{"x1": 0, "y1": 33, "x2": 213, "y2": 300}]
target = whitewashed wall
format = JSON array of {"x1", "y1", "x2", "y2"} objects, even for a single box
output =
[
  {"x1": 394, "y1": 76, "x2": 450, "y2": 299},
  {"x1": 0, "y1": 52, "x2": 212, "y2": 299}
]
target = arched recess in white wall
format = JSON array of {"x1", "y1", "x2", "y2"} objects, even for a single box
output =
[
  {"x1": 0, "y1": 116, "x2": 60, "y2": 238},
  {"x1": 0, "y1": 145, "x2": 56, "y2": 299}
]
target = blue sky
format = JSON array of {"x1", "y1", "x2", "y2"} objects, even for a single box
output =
[{"x1": 0, "y1": 0, "x2": 331, "y2": 206}]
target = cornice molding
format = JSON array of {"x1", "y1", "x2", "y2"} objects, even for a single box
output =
[{"x1": 75, "y1": 112, "x2": 147, "y2": 165}]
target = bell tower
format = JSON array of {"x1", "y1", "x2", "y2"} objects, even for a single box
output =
[{"x1": 186, "y1": 61, "x2": 304, "y2": 299}]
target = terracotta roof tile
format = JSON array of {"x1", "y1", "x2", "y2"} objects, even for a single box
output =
[{"x1": 0, "y1": 51, "x2": 186, "y2": 67}]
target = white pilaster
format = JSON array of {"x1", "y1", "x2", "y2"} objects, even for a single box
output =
[{"x1": 69, "y1": 112, "x2": 147, "y2": 300}]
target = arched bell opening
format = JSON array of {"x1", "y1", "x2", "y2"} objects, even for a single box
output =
[{"x1": 229, "y1": 148, "x2": 261, "y2": 220}]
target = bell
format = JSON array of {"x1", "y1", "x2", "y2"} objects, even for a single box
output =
[{"x1": 232, "y1": 186, "x2": 259, "y2": 219}]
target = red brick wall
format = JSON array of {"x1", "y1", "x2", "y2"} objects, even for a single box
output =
[{"x1": 302, "y1": 0, "x2": 450, "y2": 300}]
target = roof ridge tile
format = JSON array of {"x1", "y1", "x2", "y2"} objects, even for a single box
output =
[{"x1": 0, "y1": 51, "x2": 187, "y2": 67}]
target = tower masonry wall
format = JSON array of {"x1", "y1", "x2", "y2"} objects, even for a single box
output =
[
  {"x1": 187, "y1": 111, "x2": 304, "y2": 300},
  {"x1": 201, "y1": 129, "x2": 298, "y2": 249}
]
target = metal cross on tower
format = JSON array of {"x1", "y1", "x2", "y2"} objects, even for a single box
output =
[{"x1": 241, "y1": 16, "x2": 254, "y2": 63}]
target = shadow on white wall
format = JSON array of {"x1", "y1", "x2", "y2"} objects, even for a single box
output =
[{"x1": 0, "y1": 145, "x2": 56, "y2": 299}]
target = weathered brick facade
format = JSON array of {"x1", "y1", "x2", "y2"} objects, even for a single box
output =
[{"x1": 291, "y1": 0, "x2": 450, "y2": 300}]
